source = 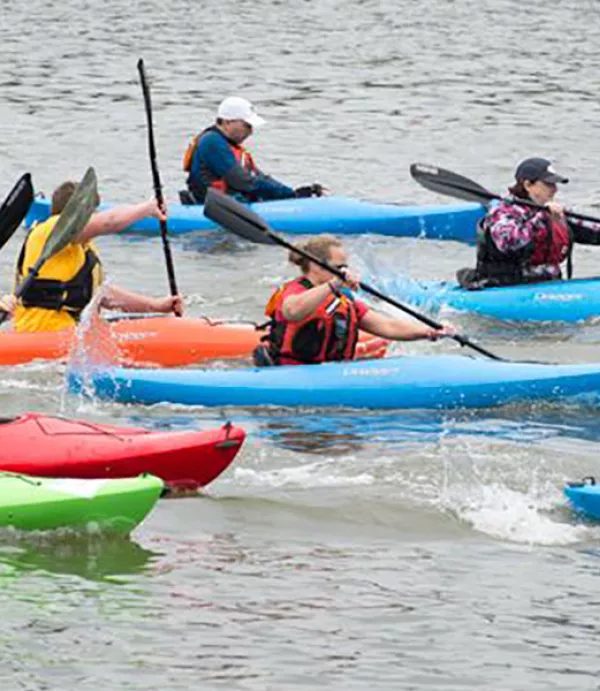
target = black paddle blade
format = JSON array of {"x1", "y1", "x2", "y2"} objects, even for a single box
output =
[
  {"x1": 410, "y1": 163, "x2": 496, "y2": 205},
  {"x1": 0, "y1": 173, "x2": 34, "y2": 251},
  {"x1": 203, "y1": 189, "x2": 276, "y2": 245}
]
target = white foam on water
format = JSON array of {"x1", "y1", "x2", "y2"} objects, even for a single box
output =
[
  {"x1": 0, "y1": 378, "x2": 54, "y2": 392},
  {"x1": 441, "y1": 481, "x2": 593, "y2": 546},
  {"x1": 234, "y1": 460, "x2": 374, "y2": 489}
]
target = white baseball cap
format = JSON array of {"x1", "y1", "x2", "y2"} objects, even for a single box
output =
[{"x1": 217, "y1": 96, "x2": 266, "y2": 129}]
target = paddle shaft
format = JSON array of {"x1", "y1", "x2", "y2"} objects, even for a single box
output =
[
  {"x1": 446, "y1": 179, "x2": 599, "y2": 226},
  {"x1": 137, "y1": 59, "x2": 180, "y2": 307},
  {"x1": 411, "y1": 163, "x2": 600, "y2": 226},
  {"x1": 261, "y1": 227, "x2": 503, "y2": 361}
]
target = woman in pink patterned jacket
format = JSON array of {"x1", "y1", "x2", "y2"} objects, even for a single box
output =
[{"x1": 457, "y1": 157, "x2": 600, "y2": 289}]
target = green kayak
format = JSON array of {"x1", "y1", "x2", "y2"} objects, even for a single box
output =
[{"x1": 0, "y1": 473, "x2": 162, "y2": 534}]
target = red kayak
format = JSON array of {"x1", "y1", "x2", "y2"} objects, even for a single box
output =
[{"x1": 0, "y1": 413, "x2": 245, "y2": 491}]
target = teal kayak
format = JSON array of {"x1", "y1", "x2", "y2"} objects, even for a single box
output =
[
  {"x1": 24, "y1": 196, "x2": 483, "y2": 240},
  {"x1": 68, "y1": 354, "x2": 600, "y2": 410},
  {"x1": 0, "y1": 473, "x2": 162, "y2": 534},
  {"x1": 372, "y1": 275, "x2": 600, "y2": 323}
]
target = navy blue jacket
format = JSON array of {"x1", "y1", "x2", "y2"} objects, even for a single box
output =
[{"x1": 186, "y1": 127, "x2": 295, "y2": 203}]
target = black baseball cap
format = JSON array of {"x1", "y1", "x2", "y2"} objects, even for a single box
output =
[{"x1": 515, "y1": 157, "x2": 569, "y2": 184}]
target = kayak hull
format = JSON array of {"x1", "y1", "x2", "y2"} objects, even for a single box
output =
[
  {"x1": 0, "y1": 473, "x2": 162, "y2": 534},
  {"x1": 0, "y1": 413, "x2": 245, "y2": 491},
  {"x1": 68, "y1": 354, "x2": 600, "y2": 410},
  {"x1": 25, "y1": 196, "x2": 483, "y2": 241},
  {"x1": 0, "y1": 316, "x2": 388, "y2": 367},
  {"x1": 564, "y1": 480, "x2": 600, "y2": 521},
  {"x1": 377, "y1": 276, "x2": 600, "y2": 323}
]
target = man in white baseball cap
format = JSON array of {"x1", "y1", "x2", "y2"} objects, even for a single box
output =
[
  {"x1": 217, "y1": 96, "x2": 267, "y2": 130},
  {"x1": 180, "y1": 96, "x2": 325, "y2": 205}
]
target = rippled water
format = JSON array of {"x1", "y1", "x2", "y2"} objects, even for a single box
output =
[{"x1": 2, "y1": 0, "x2": 600, "y2": 688}]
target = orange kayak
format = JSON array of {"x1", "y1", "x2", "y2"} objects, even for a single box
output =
[{"x1": 0, "y1": 316, "x2": 389, "y2": 367}]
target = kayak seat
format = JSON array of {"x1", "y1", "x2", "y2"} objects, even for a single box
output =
[
  {"x1": 179, "y1": 189, "x2": 198, "y2": 205},
  {"x1": 566, "y1": 476, "x2": 596, "y2": 488}
]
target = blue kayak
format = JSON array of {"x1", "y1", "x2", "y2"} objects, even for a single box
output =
[
  {"x1": 25, "y1": 196, "x2": 483, "y2": 240},
  {"x1": 564, "y1": 478, "x2": 600, "y2": 520},
  {"x1": 373, "y1": 275, "x2": 600, "y2": 323},
  {"x1": 68, "y1": 354, "x2": 600, "y2": 410}
]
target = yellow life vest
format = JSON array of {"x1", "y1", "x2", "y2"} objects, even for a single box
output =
[{"x1": 12, "y1": 216, "x2": 103, "y2": 333}]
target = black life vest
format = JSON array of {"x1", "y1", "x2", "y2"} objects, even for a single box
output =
[
  {"x1": 16, "y1": 241, "x2": 101, "y2": 320},
  {"x1": 458, "y1": 208, "x2": 573, "y2": 290}
]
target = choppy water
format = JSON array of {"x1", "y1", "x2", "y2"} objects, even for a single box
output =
[{"x1": 2, "y1": 0, "x2": 600, "y2": 688}]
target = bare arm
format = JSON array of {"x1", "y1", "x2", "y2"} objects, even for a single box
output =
[
  {"x1": 100, "y1": 285, "x2": 183, "y2": 315},
  {"x1": 282, "y1": 281, "x2": 337, "y2": 321},
  {"x1": 76, "y1": 199, "x2": 164, "y2": 244},
  {"x1": 359, "y1": 309, "x2": 446, "y2": 341}
]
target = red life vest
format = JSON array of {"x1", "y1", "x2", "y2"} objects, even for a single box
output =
[
  {"x1": 263, "y1": 277, "x2": 359, "y2": 365},
  {"x1": 182, "y1": 127, "x2": 257, "y2": 193},
  {"x1": 530, "y1": 215, "x2": 571, "y2": 267}
]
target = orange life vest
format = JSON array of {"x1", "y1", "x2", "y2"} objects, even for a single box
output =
[
  {"x1": 262, "y1": 277, "x2": 359, "y2": 365},
  {"x1": 182, "y1": 127, "x2": 257, "y2": 193}
]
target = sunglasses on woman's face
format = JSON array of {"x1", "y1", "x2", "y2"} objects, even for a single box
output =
[{"x1": 332, "y1": 263, "x2": 348, "y2": 271}]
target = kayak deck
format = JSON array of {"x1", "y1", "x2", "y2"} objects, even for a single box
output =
[
  {"x1": 0, "y1": 414, "x2": 246, "y2": 491},
  {"x1": 0, "y1": 316, "x2": 389, "y2": 367},
  {"x1": 25, "y1": 195, "x2": 483, "y2": 240},
  {"x1": 0, "y1": 473, "x2": 162, "y2": 534},
  {"x1": 68, "y1": 354, "x2": 600, "y2": 411},
  {"x1": 564, "y1": 478, "x2": 600, "y2": 521},
  {"x1": 373, "y1": 275, "x2": 600, "y2": 323}
]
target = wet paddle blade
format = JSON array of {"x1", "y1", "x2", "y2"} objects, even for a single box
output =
[
  {"x1": 410, "y1": 163, "x2": 495, "y2": 205},
  {"x1": 0, "y1": 173, "x2": 34, "y2": 251},
  {"x1": 203, "y1": 189, "x2": 276, "y2": 245},
  {"x1": 37, "y1": 167, "x2": 99, "y2": 264}
]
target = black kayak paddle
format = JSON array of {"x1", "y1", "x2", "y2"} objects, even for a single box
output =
[
  {"x1": 410, "y1": 163, "x2": 600, "y2": 227},
  {"x1": 0, "y1": 167, "x2": 99, "y2": 326},
  {"x1": 0, "y1": 173, "x2": 34, "y2": 252},
  {"x1": 203, "y1": 188, "x2": 503, "y2": 361},
  {"x1": 137, "y1": 58, "x2": 181, "y2": 316}
]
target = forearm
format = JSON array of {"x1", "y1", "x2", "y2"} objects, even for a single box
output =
[
  {"x1": 225, "y1": 167, "x2": 294, "y2": 201},
  {"x1": 100, "y1": 285, "x2": 161, "y2": 312},
  {"x1": 282, "y1": 282, "x2": 336, "y2": 320},
  {"x1": 77, "y1": 202, "x2": 152, "y2": 243},
  {"x1": 360, "y1": 311, "x2": 436, "y2": 341},
  {"x1": 251, "y1": 173, "x2": 295, "y2": 201}
]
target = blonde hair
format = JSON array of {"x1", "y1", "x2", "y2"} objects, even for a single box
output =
[{"x1": 288, "y1": 235, "x2": 342, "y2": 273}]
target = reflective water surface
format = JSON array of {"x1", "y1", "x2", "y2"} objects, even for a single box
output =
[{"x1": 2, "y1": 1, "x2": 600, "y2": 688}]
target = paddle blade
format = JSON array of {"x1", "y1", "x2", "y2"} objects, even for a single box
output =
[
  {"x1": 38, "y1": 167, "x2": 99, "y2": 264},
  {"x1": 0, "y1": 173, "x2": 34, "y2": 251},
  {"x1": 203, "y1": 189, "x2": 276, "y2": 245},
  {"x1": 410, "y1": 163, "x2": 495, "y2": 205}
]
